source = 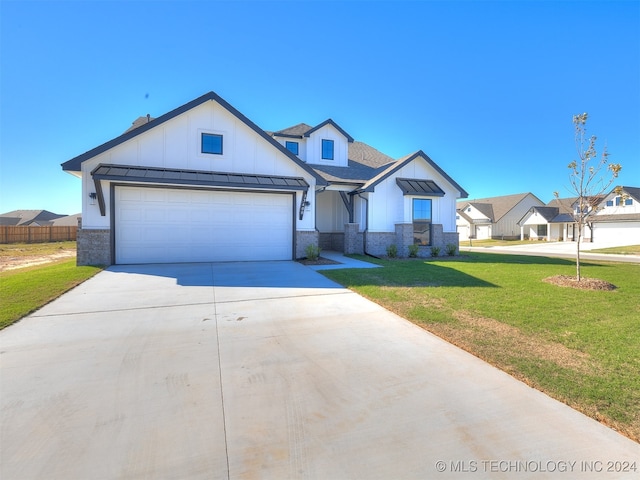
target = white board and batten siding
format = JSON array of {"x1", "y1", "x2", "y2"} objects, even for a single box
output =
[
  {"x1": 367, "y1": 156, "x2": 461, "y2": 233},
  {"x1": 80, "y1": 100, "x2": 316, "y2": 233}
]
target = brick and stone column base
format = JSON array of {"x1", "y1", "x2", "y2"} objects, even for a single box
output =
[
  {"x1": 344, "y1": 223, "x2": 363, "y2": 254},
  {"x1": 77, "y1": 228, "x2": 112, "y2": 266},
  {"x1": 395, "y1": 223, "x2": 413, "y2": 257},
  {"x1": 296, "y1": 230, "x2": 319, "y2": 259}
]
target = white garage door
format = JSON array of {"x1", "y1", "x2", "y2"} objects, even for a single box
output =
[
  {"x1": 115, "y1": 186, "x2": 294, "y2": 264},
  {"x1": 592, "y1": 222, "x2": 640, "y2": 244}
]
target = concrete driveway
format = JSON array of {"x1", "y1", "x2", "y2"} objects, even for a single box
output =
[{"x1": 1, "y1": 261, "x2": 638, "y2": 479}]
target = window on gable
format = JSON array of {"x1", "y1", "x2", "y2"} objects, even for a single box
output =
[
  {"x1": 285, "y1": 141, "x2": 299, "y2": 155},
  {"x1": 606, "y1": 200, "x2": 614, "y2": 207},
  {"x1": 321, "y1": 139, "x2": 334, "y2": 160},
  {"x1": 413, "y1": 198, "x2": 432, "y2": 246},
  {"x1": 625, "y1": 198, "x2": 633, "y2": 206},
  {"x1": 201, "y1": 133, "x2": 223, "y2": 155},
  {"x1": 615, "y1": 196, "x2": 622, "y2": 206}
]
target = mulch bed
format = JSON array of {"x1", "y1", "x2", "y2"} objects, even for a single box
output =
[
  {"x1": 297, "y1": 257, "x2": 342, "y2": 266},
  {"x1": 543, "y1": 275, "x2": 617, "y2": 291}
]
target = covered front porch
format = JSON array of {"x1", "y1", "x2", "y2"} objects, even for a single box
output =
[
  {"x1": 315, "y1": 186, "x2": 365, "y2": 253},
  {"x1": 520, "y1": 221, "x2": 575, "y2": 242}
]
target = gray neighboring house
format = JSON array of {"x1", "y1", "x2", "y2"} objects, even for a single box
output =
[
  {"x1": 456, "y1": 193, "x2": 545, "y2": 240},
  {"x1": 0, "y1": 210, "x2": 66, "y2": 226}
]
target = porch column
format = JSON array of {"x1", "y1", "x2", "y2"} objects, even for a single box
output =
[
  {"x1": 344, "y1": 223, "x2": 363, "y2": 255},
  {"x1": 520, "y1": 225, "x2": 524, "y2": 241}
]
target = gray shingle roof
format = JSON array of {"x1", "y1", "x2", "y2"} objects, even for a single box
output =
[
  {"x1": 271, "y1": 123, "x2": 313, "y2": 138},
  {"x1": 458, "y1": 192, "x2": 543, "y2": 222},
  {"x1": 592, "y1": 213, "x2": 640, "y2": 223},
  {"x1": 0, "y1": 210, "x2": 66, "y2": 226},
  {"x1": 619, "y1": 186, "x2": 640, "y2": 203},
  {"x1": 547, "y1": 197, "x2": 577, "y2": 214},
  {"x1": 531, "y1": 206, "x2": 561, "y2": 222},
  {"x1": 311, "y1": 160, "x2": 388, "y2": 184}
]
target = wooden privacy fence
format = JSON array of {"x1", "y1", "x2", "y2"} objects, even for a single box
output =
[{"x1": 0, "y1": 226, "x2": 78, "y2": 244}]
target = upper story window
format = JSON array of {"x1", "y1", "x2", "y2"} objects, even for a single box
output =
[
  {"x1": 201, "y1": 133, "x2": 223, "y2": 155},
  {"x1": 321, "y1": 139, "x2": 334, "y2": 160},
  {"x1": 285, "y1": 141, "x2": 299, "y2": 155},
  {"x1": 625, "y1": 198, "x2": 633, "y2": 206},
  {"x1": 615, "y1": 196, "x2": 622, "y2": 206},
  {"x1": 606, "y1": 200, "x2": 614, "y2": 207}
]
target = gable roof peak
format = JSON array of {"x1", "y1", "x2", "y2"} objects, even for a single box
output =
[
  {"x1": 61, "y1": 90, "x2": 327, "y2": 185},
  {"x1": 304, "y1": 119, "x2": 354, "y2": 143}
]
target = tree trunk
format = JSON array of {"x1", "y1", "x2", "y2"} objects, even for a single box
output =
[{"x1": 576, "y1": 222, "x2": 582, "y2": 281}]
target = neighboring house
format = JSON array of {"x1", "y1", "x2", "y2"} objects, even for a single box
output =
[
  {"x1": 0, "y1": 210, "x2": 66, "y2": 226},
  {"x1": 518, "y1": 187, "x2": 640, "y2": 244},
  {"x1": 456, "y1": 193, "x2": 544, "y2": 241},
  {"x1": 51, "y1": 213, "x2": 82, "y2": 227},
  {"x1": 61, "y1": 91, "x2": 467, "y2": 266},
  {"x1": 589, "y1": 186, "x2": 640, "y2": 243},
  {"x1": 518, "y1": 197, "x2": 580, "y2": 241}
]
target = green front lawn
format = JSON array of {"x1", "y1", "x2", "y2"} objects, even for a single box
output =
[
  {"x1": 0, "y1": 259, "x2": 102, "y2": 329},
  {"x1": 589, "y1": 244, "x2": 640, "y2": 255},
  {"x1": 322, "y1": 253, "x2": 640, "y2": 442}
]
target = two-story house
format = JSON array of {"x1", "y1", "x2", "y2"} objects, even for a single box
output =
[{"x1": 62, "y1": 91, "x2": 467, "y2": 265}]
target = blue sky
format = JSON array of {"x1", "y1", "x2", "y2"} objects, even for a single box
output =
[{"x1": 1, "y1": 0, "x2": 638, "y2": 215}]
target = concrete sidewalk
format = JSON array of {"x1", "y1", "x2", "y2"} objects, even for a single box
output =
[
  {"x1": 1, "y1": 262, "x2": 638, "y2": 479},
  {"x1": 461, "y1": 240, "x2": 640, "y2": 264}
]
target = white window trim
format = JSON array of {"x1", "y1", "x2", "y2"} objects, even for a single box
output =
[{"x1": 197, "y1": 128, "x2": 229, "y2": 159}]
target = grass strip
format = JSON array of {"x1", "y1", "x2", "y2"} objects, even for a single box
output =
[{"x1": 0, "y1": 259, "x2": 102, "y2": 329}]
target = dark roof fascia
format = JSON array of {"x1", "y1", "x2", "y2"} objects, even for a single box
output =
[
  {"x1": 355, "y1": 151, "x2": 468, "y2": 197},
  {"x1": 304, "y1": 119, "x2": 354, "y2": 143},
  {"x1": 62, "y1": 91, "x2": 327, "y2": 186}
]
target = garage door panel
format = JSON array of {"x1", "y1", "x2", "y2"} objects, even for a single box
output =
[{"x1": 115, "y1": 186, "x2": 293, "y2": 264}]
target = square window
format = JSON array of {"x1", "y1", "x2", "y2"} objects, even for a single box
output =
[
  {"x1": 606, "y1": 200, "x2": 613, "y2": 207},
  {"x1": 625, "y1": 198, "x2": 633, "y2": 206},
  {"x1": 202, "y1": 133, "x2": 223, "y2": 155},
  {"x1": 321, "y1": 139, "x2": 334, "y2": 160},
  {"x1": 412, "y1": 198, "x2": 432, "y2": 245},
  {"x1": 285, "y1": 141, "x2": 299, "y2": 155},
  {"x1": 537, "y1": 224, "x2": 548, "y2": 237}
]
